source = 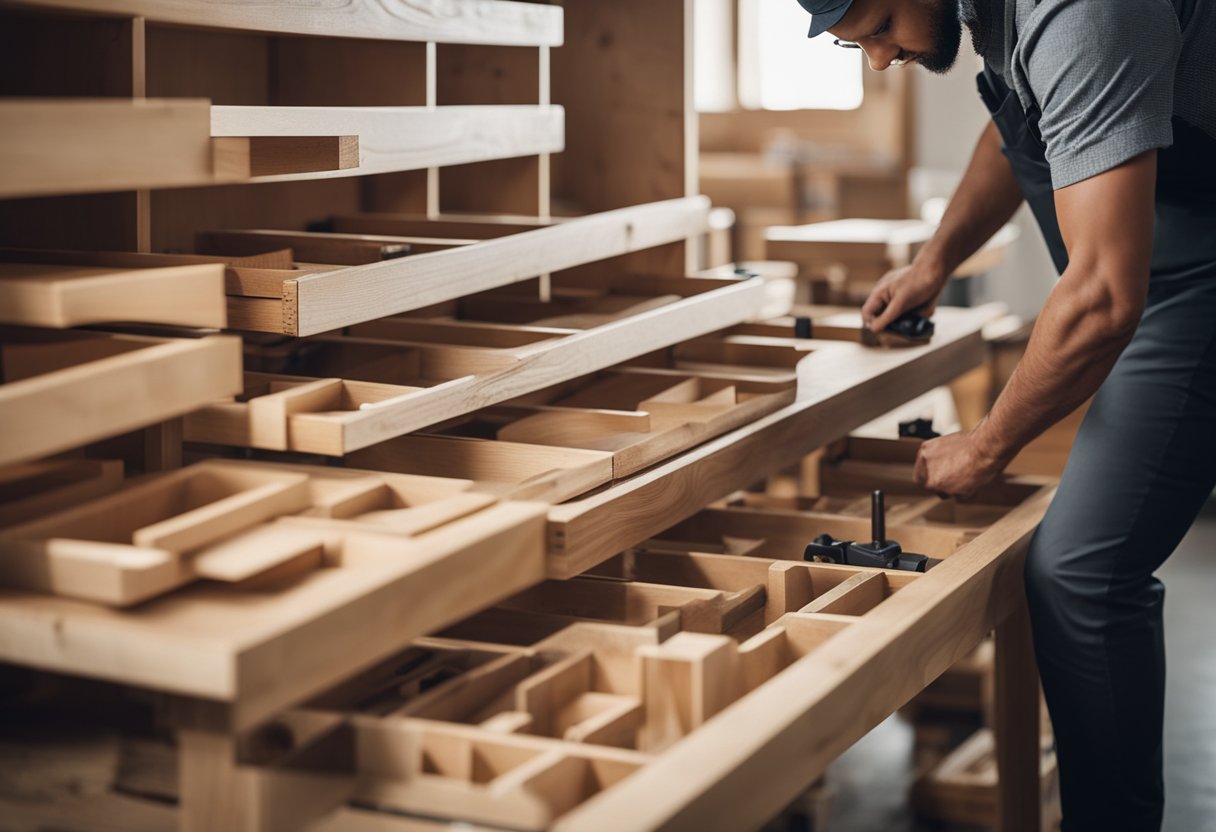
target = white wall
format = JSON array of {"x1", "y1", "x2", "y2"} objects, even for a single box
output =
[{"x1": 912, "y1": 56, "x2": 1057, "y2": 319}]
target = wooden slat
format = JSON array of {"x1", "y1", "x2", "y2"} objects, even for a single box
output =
[
  {"x1": 212, "y1": 135, "x2": 360, "y2": 178},
  {"x1": 0, "y1": 332, "x2": 242, "y2": 467},
  {"x1": 210, "y1": 105, "x2": 564, "y2": 181},
  {"x1": 13, "y1": 0, "x2": 564, "y2": 46},
  {"x1": 0, "y1": 262, "x2": 226, "y2": 328},
  {"x1": 545, "y1": 307, "x2": 992, "y2": 578},
  {"x1": 289, "y1": 197, "x2": 712, "y2": 335}
]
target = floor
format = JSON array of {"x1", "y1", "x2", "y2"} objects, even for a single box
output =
[{"x1": 828, "y1": 502, "x2": 1216, "y2": 832}]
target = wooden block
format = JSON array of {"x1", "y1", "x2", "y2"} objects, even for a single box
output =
[
  {"x1": 637, "y1": 632, "x2": 739, "y2": 753},
  {"x1": 0, "y1": 98, "x2": 213, "y2": 199},
  {"x1": 0, "y1": 262, "x2": 226, "y2": 328},
  {"x1": 213, "y1": 135, "x2": 359, "y2": 179},
  {"x1": 190, "y1": 524, "x2": 325, "y2": 583}
]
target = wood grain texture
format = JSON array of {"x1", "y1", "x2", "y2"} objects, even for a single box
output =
[
  {"x1": 14, "y1": 0, "x2": 564, "y2": 46},
  {"x1": 210, "y1": 105, "x2": 563, "y2": 182}
]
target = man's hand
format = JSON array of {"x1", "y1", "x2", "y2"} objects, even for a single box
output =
[
  {"x1": 861, "y1": 264, "x2": 947, "y2": 333},
  {"x1": 914, "y1": 430, "x2": 1009, "y2": 499}
]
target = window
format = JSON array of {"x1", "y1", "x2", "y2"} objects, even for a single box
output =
[{"x1": 696, "y1": 0, "x2": 865, "y2": 112}]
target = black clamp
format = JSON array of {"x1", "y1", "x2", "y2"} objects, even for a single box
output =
[
  {"x1": 803, "y1": 490, "x2": 929, "y2": 572},
  {"x1": 898, "y1": 417, "x2": 940, "y2": 440}
]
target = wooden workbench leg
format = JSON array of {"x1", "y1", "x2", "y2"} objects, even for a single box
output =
[
  {"x1": 179, "y1": 729, "x2": 264, "y2": 832},
  {"x1": 994, "y1": 600, "x2": 1042, "y2": 832}
]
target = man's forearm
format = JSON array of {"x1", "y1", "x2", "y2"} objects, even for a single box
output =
[{"x1": 916, "y1": 121, "x2": 1025, "y2": 279}]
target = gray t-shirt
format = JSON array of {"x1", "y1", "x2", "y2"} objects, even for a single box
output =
[{"x1": 988, "y1": 0, "x2": 1216, "y2": 189}]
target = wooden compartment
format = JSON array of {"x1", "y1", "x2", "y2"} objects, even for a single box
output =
[
  {"x1": 0, "y1": 459, "x2": 548, "y2": 728},
  {"x1": 0, "y1": 458, "x2": 124, "y2": 528},
  {"x1": 184, "y1": 275, "x2": 775, "y2": 454},
  {"x1": 0, "y1": 327, "x2": 242, "y2": 467}
]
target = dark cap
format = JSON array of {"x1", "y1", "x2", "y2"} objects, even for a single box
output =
[{"x1": 796, "y1": 0, "x2": 854, "y2": 38}]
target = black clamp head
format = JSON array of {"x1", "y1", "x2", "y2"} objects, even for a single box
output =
[
  {"x1": 899, "y1": 417, "x2": 941, "y2": 440},
  {"x1": 887, "y1": 311, "x2": 935, "y2": 340}
]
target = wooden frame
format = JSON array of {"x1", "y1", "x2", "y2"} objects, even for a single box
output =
[
  {"x1": 0, "y1": 328, "x2": 242, "y2": 467},
  {"x1": 185, "y1": 275, "x2": 775, "y2": 452},
  {"x1": 0, "y1": 459, "x2": 549, "y2": 729},
  {"x1": 546, "y1": 306, "x2": 991, "y2": 578}
]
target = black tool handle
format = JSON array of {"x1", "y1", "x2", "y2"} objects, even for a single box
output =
[{"x1": 871, "y1": 490, "x2": 885, "y2": 546}]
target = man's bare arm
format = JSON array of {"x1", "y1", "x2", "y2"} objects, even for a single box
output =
[
  {"x1": 915, "y1": 150, "x2": 1157, "y2": 495},
  {"x1": 864, "y1": 120, "x2": 1025, "y2": 331}
]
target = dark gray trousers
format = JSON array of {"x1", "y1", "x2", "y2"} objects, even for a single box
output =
[{"x1": 1026, "y1": 269, "x2": 1216, "y2": 831}]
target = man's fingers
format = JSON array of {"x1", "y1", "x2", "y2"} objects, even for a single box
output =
[
  {"x1": 870, "y1": 295, "x2": 908, "y2": 332},
  {"x1": 861, "y1": 287, "x2": 890, "y2": 323},
  {"x1": 913, "y1": 447, "x2": 929, "y2": 487}
]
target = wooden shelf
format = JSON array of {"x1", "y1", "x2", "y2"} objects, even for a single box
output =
[
  {"x1": 185, "y1": 276, "x2": 776, "y2": 452},
  {"x1": 10, "y1": 0, "x2": 564, "y2": 46},
  {"x1": 0, "y1": 329, "x2": 242, "y2": 467},
  {"x1": 1, "y1": 99, "x2": 563, "y2": 199},
  {"x1": 211, "y1": 105, "x2": 564, "y2": 182},
  {"x1": 211, "y1": 197, "x2": 715, "y2": 334},
  {"x1": 0, "y1": 459, "x2": 548, "y2": 729}
]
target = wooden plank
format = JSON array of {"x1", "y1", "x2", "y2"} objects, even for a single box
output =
[
  {"x1": 290, "y1": 197, "x2": 712, "y2": 335},
  {"x1": 545, "y1": 308, "x2": 993, "y2": 578},
  {"x1": 994, "y1": 599, "x2": 1042, "y2": 832},
  {"x1": 0, "y1": 98, "x2": 213, "y2": 199},
  {"x1": 0, "y1": 262, "x2": 226, "y2": 328},
  {"x1": 212, "y1": 135, "x2": 359, "y2": 178},
  {"x1": 189, "y1": 524, "x2": 325, "y2": 583},
  {"x1": 210, "y1": 105, "x2": 564, "y2": 182},
  {"x1": 198, "y1": 230, "x2": 474, "y2": 265},
  {"x1": 15, "y1": 0, "x2": 564, "y2": 46},
  {"x1": 552, "y1": 484, "x2": 1056, "y2": 831},
  {"x1": 0, "y1": 332, "x2": 242, "y2": 467}
]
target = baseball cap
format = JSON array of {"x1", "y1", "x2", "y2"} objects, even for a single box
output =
[{"x1": 797, "y1": 0, "x2": 854, "y2": 38}]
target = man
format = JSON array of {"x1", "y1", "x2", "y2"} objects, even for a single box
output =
[{"x1": 796, "y1": 0, "x2": 1216, "y2": 829}]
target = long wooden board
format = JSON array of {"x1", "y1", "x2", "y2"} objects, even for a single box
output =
[
  {"x1": 210, "y1": 105, "x2": 564, "y2": 182},
  {"x1": 287, "y1": 197, "x2": 713, "y2": 335},
  {"x1": 12, "y1": 0, "x2": 564, "y2": 46}
]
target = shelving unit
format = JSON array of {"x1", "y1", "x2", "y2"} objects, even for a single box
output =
[{"x1": 0, "y1": 2, "x2": 1049, "y2": 831}]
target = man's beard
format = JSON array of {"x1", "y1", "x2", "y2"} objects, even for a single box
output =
[
  {"x1": 918, "y1": 0, "x2": 964, "y2": 75},
  {"x1": 960, "y1": 0, "x2": 997, "y2": 58}
]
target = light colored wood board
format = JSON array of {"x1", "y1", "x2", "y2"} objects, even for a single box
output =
[
  {"x1": 545, "y1": 308, "x2": 993, "y2": 577},
  {"x1": 0, "y1": 98, "x2": 213, "y2": 199},
  {"x1": 333, "y1": 213, "x2": 549, "y2": 239},
  {"x1": 0, "y1": 333, "x2": 243, "y2": 468},
  {"x1": 0, "y1": 262, "x2": 226, "y2": 328},
  {"x1": 0, "y1": 499, "x2": 548, "y2": 729},
  {"x1": 552, "y1": 484, "x2": 1056, "y2": 831},
  {"x1": 0, "y1": 538, "x2": 189, "y2": 606},
  {"x1": 212, "y1": 135, "x2": 359, "y2": 178},
  {"x1": 209, "y1": 105, "x2": 563, "y2": 183},
  {"x1": 189, "y1": 524, "x2": 325, "y2": 583},
  {"x1": 291, "y1": 197, "x2": 712, "y2": 335},
  {"x1": 347, "y1": 435, "x2": 613, "y2": 504},
  {"x1": 994, "y1": 599, "x2": 1042, "y2": 832},
  {"x1": 0, "y1": 459, "x2": 125, "y2": 529},
  {"x1": 15, "y1": 0, "x2": 563, "y2": 45}
]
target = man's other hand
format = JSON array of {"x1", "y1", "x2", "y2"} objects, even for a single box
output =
[
  {"x1": 861, "y1": 264, "x2": 948, "y2": 332},
  {"x1": 913, "y1": 430, "x2": 1008, "y2": 500}
]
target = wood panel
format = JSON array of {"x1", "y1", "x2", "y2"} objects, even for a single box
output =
[{"x1": 15, "y1": 0, "x2": 564, "y2": 46}]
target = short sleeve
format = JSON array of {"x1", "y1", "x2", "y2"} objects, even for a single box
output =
[{"x1": 1012, "y1": 0, "x2": 1181, "y2": 189}]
